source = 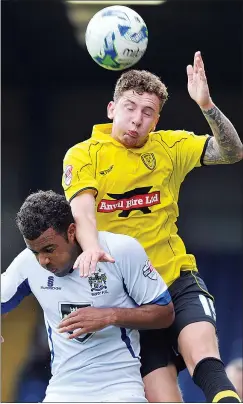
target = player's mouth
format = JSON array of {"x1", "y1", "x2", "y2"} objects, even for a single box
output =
[
  {"x1": 47, "y1": 267, "x2": 58, "y2": 274},
  {"x1": 126, "y1": 130, "x2": 138, "y2": 138}
]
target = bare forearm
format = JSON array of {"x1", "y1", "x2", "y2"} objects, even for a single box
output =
[
  {"x1": 202, "y1": 102, "x2": 243, "y2": 164},
  {"x1": 58, "y1": 304, "x2": 175, "y2": 337},
  {"x1": 69, "y1": 193, "x2": 114, "y2": 274},
  {"x1": 70, "y1": 193, "x2": 100, "y2": 250},
  {"x1": 111, "y1": 303, "x2": 175, "y2": 330},
  {"x1": 74, "y1": 213, "x2": 100, "y2": 250}
]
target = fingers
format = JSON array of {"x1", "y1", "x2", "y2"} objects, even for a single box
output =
[
  {"x1": 58, "y1": 315, "x2": 82, "y2": 333},
  {"x1": 186, "y1": 65, "x2": 194, "y2": 82},
  {"x1": 58, "y1": 312, "x2": 79, "y2": 328},
  {"x1": 196, "y1": 50, "x2": 204, "y2": 68},
  {"x1": 77, "y1": 252, "x2": 97, "y2": 278},
  {"x1": 101, "y1": 253, "x2": 115, "y2": 263},
  {"x1": 198, "y1": 67, "x2": 207, "y2": 82},
  {"x1": 86, "y1": 252, "x2": 115, "y2": 275},
  {"x1": 194, "y1": 51, "x2": 205, "y2": 72},
  {"x1": 188, "y1": 51, "x2": 207, "y2": 85},
  {"x1": 61, "y1": 311, "x2": 79, "y2": 323},
  {"x1": 58, "y1": 323, "x2": 81, "y2": 333},
  {"x1": 193, "y1": 52, "x2": 198, "y2": 73},
  {"x1": 194, "y1": 51, "x2": 207, "y2": 83},
  {"x1": 58, "y1": 326, "x2": 85, "y2": 338},
  {"x1": 67, "y1": 329, "x2": 85, "y2": 339},
  {"x1": 85, "y1": 255, "x2": 98, "y2": 277},
  {"x1": 75, "y1": 250, "x2": 115, "y2": 278}
]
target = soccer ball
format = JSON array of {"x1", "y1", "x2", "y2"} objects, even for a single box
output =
[{"x1": 85, "y1": 5, "x2": 148, "y2": 71}]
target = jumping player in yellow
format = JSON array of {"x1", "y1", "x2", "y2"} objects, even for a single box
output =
[{"x1": 62, "y1": 51, "x2": 243, "y2": 402}]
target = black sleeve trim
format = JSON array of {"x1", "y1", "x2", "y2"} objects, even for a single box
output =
[
  {"x1": 69, "y1": 187, "x2": 98, "y2": 203},
  {"x1": 200, "y1": 136, "x2": 212, "y2": 166}
]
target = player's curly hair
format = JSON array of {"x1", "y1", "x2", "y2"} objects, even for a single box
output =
[
  {"x1": 16, "y1": 190, "x2": 74, "y2": 240},
  {"x1": 114, "y1": 69, "x2": 168, "y2": 111}
]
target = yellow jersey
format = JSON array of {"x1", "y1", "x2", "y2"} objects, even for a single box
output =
[{"x1": 63, "y1": 123, "x2": 210, "y2": 286}]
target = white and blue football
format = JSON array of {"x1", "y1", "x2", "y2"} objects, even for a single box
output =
[{"x1": 85, "y1": 5, "x2": 148, "y2": 71}]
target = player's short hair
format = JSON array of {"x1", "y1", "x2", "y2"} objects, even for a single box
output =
[
  {"x1": 16, "y1": 190, "x2": 74, "y2": 240},
  {"x1": 114, "y1": 69, "x2": 168, "y2": 111}
]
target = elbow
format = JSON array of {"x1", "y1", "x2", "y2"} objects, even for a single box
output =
[
  {"x1": 164, "y1": 302, "x2": 175, "y2": 328},
  {"x1": 236, "y1": 145, "x2": 243, "y2": 162},
  {"x1": 157, "y1": 302, "x2": 175, "y2": 329},
  {"x1": 228, "y1": 145, "x2": 243, "y2": 164}
]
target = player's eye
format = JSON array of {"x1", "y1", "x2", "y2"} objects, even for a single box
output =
[
  {"x1": 125, "y1": 104, "x2": 134, "y2": 111},
  {"x1": 143, "y1": 110, "x2": 152, "y2": 117},
  {"x1": 44, "y1": 248, "x2": 55, "y2": 254}
]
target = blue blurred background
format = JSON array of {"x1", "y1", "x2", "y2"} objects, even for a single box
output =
[{"x1": 1, "y1": 0, "x2": 242, "y2": 402}]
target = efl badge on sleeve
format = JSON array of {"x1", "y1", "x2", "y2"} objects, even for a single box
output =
[
  {"x1": 142, "y1": 260, "x2": 158, "y2": 280},
  {"x1": 64, "y1": 165, "x2": 73, "y2": 186}
]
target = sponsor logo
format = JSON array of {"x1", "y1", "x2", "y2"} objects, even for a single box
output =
[
  {"x1": 63, "y1": 165, "x2": 72, "y2": 186},
  {"x1": 97, "y1": 186, "x2": 160, "y2": 217},
  {"x1": 141, "y1": 153, "x2": 156, "y2": 170},
  {"x1": 88, "y1": 269, "x2": 108, "y2": 297},
  {"x1": 123, "y1": 47, "x2": 146, "y2": 58},
  {"x1": 41, "y1": 276, "x2": 61, "y2": 290},
  {"x1": 99, "y1": 165, "x2": 114, "y2": 176},
  {"x1": 142, "y1": 260, "x2": 158, "y2": 281},
  {"x1": 59, "y1": 302, "x2": 94, "y2": 343}
]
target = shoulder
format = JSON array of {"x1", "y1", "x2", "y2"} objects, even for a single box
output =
[
  {"x1": 4, "y1": 248, "x2": 37, "y2": 276},
  {"x1": 64, "y1": 138, "x2": 101, "y2": 160},
  {"x1": 151, "y1": 129, "x2": 197, "y2": 148},
  {"x1": 98, "y1": 231, "x2": 144, "y2": 258}
]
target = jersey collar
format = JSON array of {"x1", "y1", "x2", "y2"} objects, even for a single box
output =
[{"x1": 91, "y1": 123, "x2": 152, "y2": 153}]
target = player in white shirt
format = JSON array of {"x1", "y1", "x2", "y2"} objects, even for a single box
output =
[{"x1": 1, "y1": 190, "x2": 174, "y2": 403}]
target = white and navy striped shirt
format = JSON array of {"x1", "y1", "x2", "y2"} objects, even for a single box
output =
[{"x1": 1, "y1": 231, "x2": 171, "y2": 402}]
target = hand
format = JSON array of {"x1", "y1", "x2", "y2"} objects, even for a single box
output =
[
  {"x1": 73, "y1": 247, "x2": 115, "y2": 277},
  {"x1": 57, "y1": 307, "x2": 115, "y2": 339},
  {"x1": 187, "y1": 51, "x2": 213, "y2": 109}
]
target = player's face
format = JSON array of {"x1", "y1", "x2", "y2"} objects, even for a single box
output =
[
  {"x1": 25, "y1": 225, "x2": 80, "y2": 277},
  {"x1": 107, "y1": 90, "x2": 160, "y2": 148}
]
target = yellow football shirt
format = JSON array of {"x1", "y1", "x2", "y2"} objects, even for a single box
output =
[{"x1": 63, "y1": 123, "x2": 210, "y2": 286}]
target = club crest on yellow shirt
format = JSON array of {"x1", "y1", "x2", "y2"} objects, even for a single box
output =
[{"x1": 141, "y1": 153, "x2": 156, "y2": 170}]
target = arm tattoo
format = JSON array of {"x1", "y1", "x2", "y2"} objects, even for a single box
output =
[{"x1": 202, "y1": 105, "x2": 243, "y2": 165}]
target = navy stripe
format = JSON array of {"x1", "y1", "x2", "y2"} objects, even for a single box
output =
[
  {"x1": 1, "y1": 279, "x2": 31, "y2": 314},
  {"x1": 148, "y1": 289, "x2": 171, "y2": 306},
  {"x1": 120, "y1": 328, "x2": 138, "y2": 358},
  {"x1": 47, "y1": 323, "x2": 55, "y2": 365}
]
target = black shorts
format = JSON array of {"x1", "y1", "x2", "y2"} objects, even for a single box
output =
[{"x1": 140, "y1": 270, "x2": 217, "y2": 377}]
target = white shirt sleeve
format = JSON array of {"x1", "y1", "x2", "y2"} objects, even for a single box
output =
[
  {"x1": 1, "y1": 249, "x2": 32, "y2": 314},
  {"x1": 111, "y1": 235, "x2": 171, "y2": 306}
]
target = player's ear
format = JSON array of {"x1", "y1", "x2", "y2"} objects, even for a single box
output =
[
  {"x1": 67, "y1": 223, "x2": 76, "y2": 242},
  {"x1": 107, "y1": 101, "x2": 115, "y2": 120}
]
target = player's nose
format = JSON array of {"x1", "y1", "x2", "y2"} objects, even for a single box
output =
[
  {"x1": 38, "y1": 253, "x2": 50, "y2": 268},
  {"x1": 132, "y1": 111, "x2": 142, "y2": 127}
]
